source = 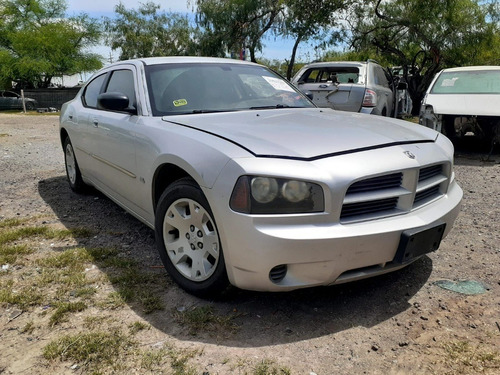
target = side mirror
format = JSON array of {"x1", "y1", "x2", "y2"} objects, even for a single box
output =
[
  {"x1": 397, "y1": 81, "x2": 408, "y2": 90},
  {"x1": 97, "y1": 92, "x2": 137, "y2": 115}
]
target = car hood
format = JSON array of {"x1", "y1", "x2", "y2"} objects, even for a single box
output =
[
  {"x1": 424, "y1": 93, "x2": 500, "y2": 117},
  {"x1": 163, "y1": 108, "x2": 437, "y2": 160}
]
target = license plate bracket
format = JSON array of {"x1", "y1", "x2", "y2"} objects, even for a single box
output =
[{"x1": 394, "y1": 222, "x2": 446, "y2": 265}]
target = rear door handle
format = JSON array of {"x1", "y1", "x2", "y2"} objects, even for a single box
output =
[
  {"x1": 319, "y1": 84, "x2": 328, "y2": 88},
  {"x1": 92, "y1": 118, "x2": 99, "y2": 127}
]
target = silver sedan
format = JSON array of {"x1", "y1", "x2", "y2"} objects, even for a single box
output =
[{"x1": 60, "y1": 57, "x2": 462, "y2": 297}]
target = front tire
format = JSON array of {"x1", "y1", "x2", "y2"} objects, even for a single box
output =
[
  {"x1": 63, "y1": 137, "x2": 85, "y2": 193},
  {"x1": 155, "y1": 178, "x2": 229, "y2": 297}
]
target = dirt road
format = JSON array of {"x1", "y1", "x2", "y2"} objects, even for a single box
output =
[{"x1": 0, "y1": 113, "x2": 499, "y2": 374}]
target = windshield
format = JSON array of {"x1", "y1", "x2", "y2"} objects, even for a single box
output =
[
  {"x1": 431, "y1": 70, "x2": 500, "y2": 94},
  {"x1": 145, "y1": 63, "x2": 314, "y2": 116}
]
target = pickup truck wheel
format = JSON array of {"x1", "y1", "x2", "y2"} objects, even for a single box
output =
[
  {"x1": 63, "y1": 137, "x2": 86, "y2": 193},
  {"x1": 155, "y1": 178, "x2": 229, "y2": 297}
]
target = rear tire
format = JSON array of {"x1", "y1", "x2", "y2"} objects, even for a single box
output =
[
  {"x1": 63, "y1": 137, "x2": 86, "y2": 193},
  {"x1": 155, "y1": 178, "x2": 229, "y2": 297}
]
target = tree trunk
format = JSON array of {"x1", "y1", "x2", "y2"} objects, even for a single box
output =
[{"x1": 286, "y1": 35, "x2": 302, "y2": 80}]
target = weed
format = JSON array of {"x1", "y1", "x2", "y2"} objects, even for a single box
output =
[
  {"x1": 0, "y1": 226, "x2": 92, "y2": 246},
  {"x1": 140, "y1": 348, "x2": 167, "y2": 370},
  {"x1": 0, "y1": 280, "x2": 43, "y2": 309},
  {"x1": 129, "y1": 321, "x2": 149, "y2": 334},
  {"x1": 0, "y1": 243, "x2": 33, "y2": 265},
  {"x1": 100, "y1": 289, "x2": 133, "y2": 309},
  {"x1": 49, "y1": 301, "x2": 87, "y2": 326},
  {"x1": 173, "y1": 305, "x2": 239, "y2": 336},
  {"x1": 444, "y1": 341, "x2": 500, "y2": 373},
  {"x1": 43, "y1": 329, "x2": 134, "y2": 370},
  {"x1": 253, "y1": 359, "x2": 291, "y2": 375},
  {"x1": 21, "y1": 321, "x2": 35, "y2": 334},
  {"x1": 83, "y1": 315, "x2": 115, "y2": 330},
  {"x1": 139, "y1": 290, "x2": 164, "y2": 314},
  {"x1": 0, "y1": 218, "x2": 25, "y2": 229}
]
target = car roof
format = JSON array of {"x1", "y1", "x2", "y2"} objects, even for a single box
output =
[
  {"x1": 301, "y1": 61, "x2": 367, "y2": 69},
  {"x1": 441, "y1": 65, "x2": 500, "y2": 72},
  {"x1": 118, "y1": 56, "x2": 258, "y2": 67}
]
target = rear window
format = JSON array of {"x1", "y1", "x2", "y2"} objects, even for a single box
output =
[
  {"x1": 431, "y1": 70, "x2": 500, "y2": 94},
  {"x1": 300, "y1": 67, "x2": 360, "y2": 84}
]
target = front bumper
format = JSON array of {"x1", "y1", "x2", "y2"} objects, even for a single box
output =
[
  {"x1": 207, "y1": 141, "x2": 462, "y2": 292},
  {"x1": 215, "y1": 182, "x2": 461, "y2": 291}
]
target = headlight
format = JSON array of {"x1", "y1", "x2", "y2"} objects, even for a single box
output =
[
  {"x1": 251, "y1": 177, "x2": 279, "y2": 203},
  {"x1": 230, "y1": 176, "x2": 324, "y2": 214}
]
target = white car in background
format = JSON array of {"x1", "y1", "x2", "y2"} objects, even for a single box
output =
[
  {"x1": 60, "y1": 57, "x2": 462, "y2": 297},
  {"x1": 419, "y1": 66, "x2": 500, "y2": 145}
]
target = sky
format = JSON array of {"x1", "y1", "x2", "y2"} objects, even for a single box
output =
[{"x1": 65, "y1": 0, "x2": 316, "y2": 63}]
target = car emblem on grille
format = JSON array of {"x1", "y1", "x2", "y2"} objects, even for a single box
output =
[{"x1": 404, "y1": 151, "x2": 416, "y2": 159}]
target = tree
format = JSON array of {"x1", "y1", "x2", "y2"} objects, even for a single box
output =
[
  {"x1": 0, "y1": 0, "x2": 102, "y2": 89},
  {"x1": 194, "y1": 0, "x2": 285, "y2": 62},
  {"x1": 104, "y1": 2, "x2": 198, "y2": 60},
  {"x1": 282, "y1": 0, "x2": 347, "y2": 79},
  {"x1": 349, "y1": 0, "x2": 500, "y2": 114}
]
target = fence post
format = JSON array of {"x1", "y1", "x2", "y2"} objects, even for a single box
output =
[{"x1": 21, "y1": 89, "x2": 26, "y2": 113}]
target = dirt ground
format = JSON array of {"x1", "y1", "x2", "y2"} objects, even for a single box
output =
[{"x1": 0, "y1": 113, "x2": 499, "y2": 374}]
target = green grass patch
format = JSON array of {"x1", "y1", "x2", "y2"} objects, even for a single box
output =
[
  {"x1": 49, "y1": 301, "x2": 87, "y2": 326},
  {"x1": 140, "y1": 347, "x2": 199, "y2": 374},
  {"x1": 138, "y1": 290, "x2": 164, "y2": 314},
  {"x1": 253, "y1": 359, "x2": 291, "y2": 375},
  {"x1": 100, "y1": 289, "x2": 133, "y2": 310},
  {"x1": 444, "y1": 341, "x2": 500, "y2": 373},
  {"x1": 0, "y1": 280, "x2": 44, "y2": 309},
  {"x1": 43, "y1": 329, "x2": 134, "y2": 370},
  {"x1": 173, "y1": 305, "x2": 239, "y2": 336},
  {"x1": 0, "y1": 243, "x2": 34, "y2": 265},
  {"x1": 0, "y1": 226, "x2": 92, "y2": 246},
  {"x1": 129, "y1": 321, "x2": 149, "y2": 334},
  {"x1": 0, "y1": 218, "x2": 25, "y2": 228}
]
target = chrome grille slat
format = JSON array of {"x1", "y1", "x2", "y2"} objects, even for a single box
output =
[
  {"x1": 346, "y1": 172, "x2": 402, "y2": 194},
  {"x1": 341, "y1": 197, "x2": 399, "y2": 218},
  {"x1": 414, "y1": 185, "x2": 440, "y2": 204},
  {"x1": 419, "y1": 165, "x2": 442, "y2": 182},
  {"x1": 341, "y1": 163, "x2": 448, "y2": 222}
]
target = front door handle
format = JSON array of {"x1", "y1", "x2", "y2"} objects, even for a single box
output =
[{"x1": 92, "y1": 118, "x2": 99, "y2": 127}]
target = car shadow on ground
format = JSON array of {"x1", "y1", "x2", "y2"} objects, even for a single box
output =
[{"x1": 38, "y1": 175, "x2": 432, "y2": 347}]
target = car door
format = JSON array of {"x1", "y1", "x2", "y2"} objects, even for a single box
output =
[{"x1": 86, "y1": 67, "x2": 142, "y2": 212}]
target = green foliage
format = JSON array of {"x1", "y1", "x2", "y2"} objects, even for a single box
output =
[
  {"x1": 104, "y1": 2, "x2": 198, "y2": 60},
  {"x1": 348, "y1": 0, "x2": 500, "y2": 113},
  {"x1": 0, "y1": 0, "x2": 103, "y2": 88},
  {"x1": 282, "y1": 0, "x2": 347, "y2": 78},
  {"x1": 195, "y1": 0, "x2": 284, "y2": 61}
]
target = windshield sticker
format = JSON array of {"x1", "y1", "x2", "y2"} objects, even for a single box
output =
[
  {"x1": 441, "y1": 77, "x2": 459, "y2": 87},
  {"x1": 173, "y1": 99, "x2": 188, "y2": 107},
  {"x1": 263, "y1": 76, "x2": 295, "y2": 92}
]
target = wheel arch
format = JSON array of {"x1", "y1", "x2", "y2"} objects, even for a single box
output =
[
  {"x1": 60, "y1": 128, "x2": 69, "y2": 149},
  {"x1": 152, "y1": 163, "x2": 199, "y2": 212}
]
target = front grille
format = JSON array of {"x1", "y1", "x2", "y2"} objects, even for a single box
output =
[
  {"x1": 341, "y1": 163, "x2": 448, "y2": 222},
  {"x1": 341, "y1": 197, "x2": 398, "y2": 219},
  {"x1": 346, "y1": 173, "x2": 402, "y2": 194},
  {"x1": 414, "y1": 185, "x2": 440, "y2": 204},
  {"x1": 419, "y1": 165, "x2": 442, "y2": 182}
]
